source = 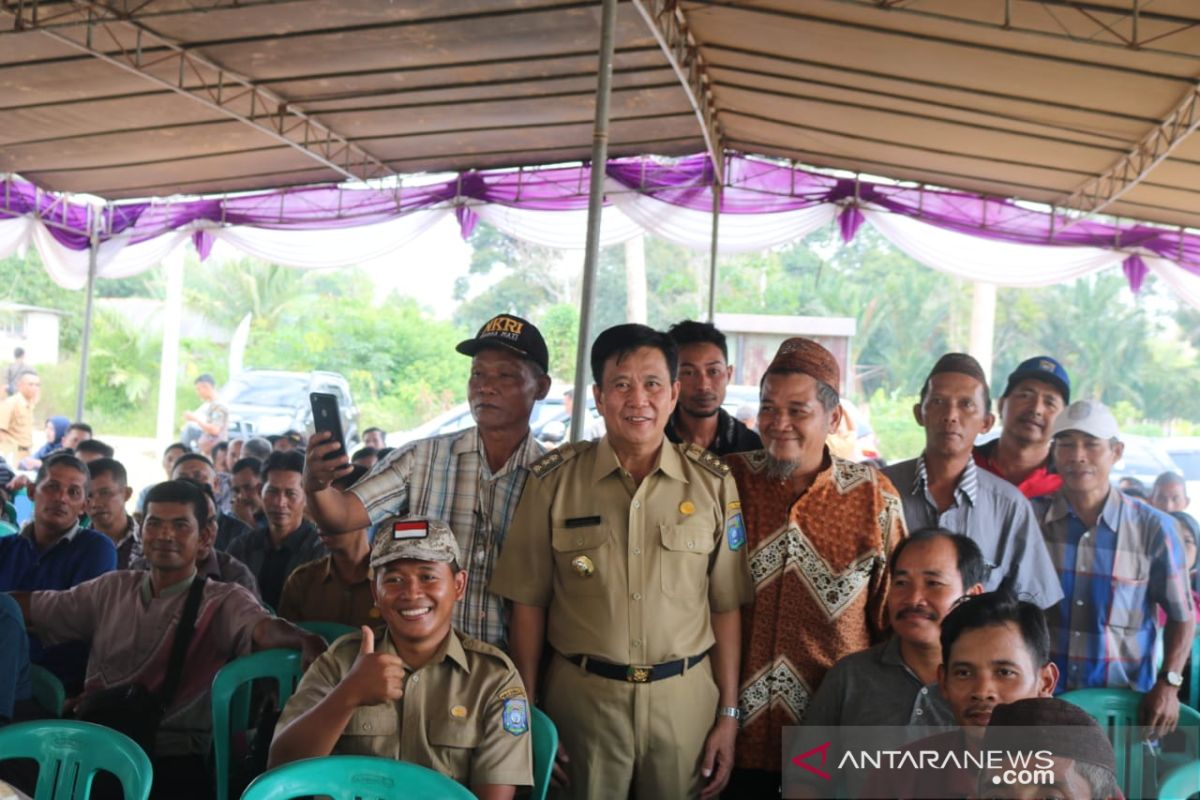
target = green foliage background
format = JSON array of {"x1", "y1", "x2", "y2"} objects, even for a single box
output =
[{"x1": 4, "y1": 219, "x2": 1200, "y2": 459}]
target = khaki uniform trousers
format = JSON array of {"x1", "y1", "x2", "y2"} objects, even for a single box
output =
[{"x1": 543, "y1": 652, "x2": 719, "y2": 800}]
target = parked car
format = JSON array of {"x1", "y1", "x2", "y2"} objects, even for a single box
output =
[
  {"x1": 388, "y1": 395, "x2": 571, "y2": 448},
  {"x1": 1111, "y1": 434, "x2": 1181, "y2": 496},
  {"x1": 221, "y1": 370, "x2": 361, "y2": 446},
  {"x1": 1162, "y1": 436, "x2": 1200, "y2": 512}
]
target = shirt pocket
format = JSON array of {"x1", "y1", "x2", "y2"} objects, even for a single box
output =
[
  {"x1": 551, "y1": 524, "x2": 611, "y2": 597},
  {"x1": 428, "y1": 716, "x2": 482, "y2": 784},
  {"x1": 339, "y1": 705, "x2": 399, "y2": 757},
  {"x1": 660, "y1": 522, "x2": 715, "y2": 599},
  {"x1": 1108, "y1": 549, "x2": 1151, "y2": 630}
]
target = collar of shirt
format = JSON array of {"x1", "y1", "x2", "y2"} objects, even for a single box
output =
[
  {"x1": 313, "y1": 553, "x2": 373, "y2": 586},
  {"x1": 113, "y1": 516, "x2": 139, "y2": 549},
  {"x1": 139, "y1": 567, "x2": 199, "y2": 605},
  {"x1": 384, "y1": 625, "x2": 470, "y2": 674},
  {"x1": 591, "y1": 436, "x2": 688, "y2": 485},
  {"x1": 666, "y1": 407, "x2": 735, "y2": 449},
  {"x1": 197, "y1": 549, "x2": 223, "y2": 580},
  {"x1": 878, "y1": 635, "x2": 931, "y2": 685},
  {"x1": 21, "y1": 521, "x2": 81, "y2": 547},
  {"x1": 454, "y1": 426, "x2": 543, "y2": 481},
  {"x1": 1047, "y1": 486, "x2": 1124, "y2": 530},
  {"x1": 914, "y1": 453, "x2": 978, "y2": 506}
]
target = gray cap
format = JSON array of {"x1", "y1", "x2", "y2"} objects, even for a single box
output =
[
  {"x1": 370, "y1": 516, "x2": 461, "y2": 568},
  {"x1": 1051, "y1": 400, "x2": 1120, "y2": 440}
]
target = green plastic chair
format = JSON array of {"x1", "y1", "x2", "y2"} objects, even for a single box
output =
[
  {"x1": 29, "y1": 664, "x2": 65, "y2": 717},
  {"x1": 239, "y1": 755, "x2": 475, "y2": 800},
  {"x1": 1160, "y1": 759, "x2": 1200, "y2": 800},
  {"x1": 1062, "y1": 687, "x2": 1200, "y2": 798},
  {"x1": 0, "y1": 719, "x2": 153, "y2": 800},
  {"x1": 296, "y1": 620, "x2": 357, "y2": 644},
  {"x1": 211, "y1": 649, "x2": 303, "y2": 800},
  {"x1": 530, "y1": 706, "x2": 558, "y2": 800}
]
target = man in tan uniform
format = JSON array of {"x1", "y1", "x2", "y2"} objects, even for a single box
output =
[
  {"x1": 491, "y1": 323, "x2": 753, "y2": 800},
  {"x1": 0, "y1": 370, "x2": 38, "y2": 464},
  {"x1": 269, "y1": 516, "x2": 532, "y2": 799}
]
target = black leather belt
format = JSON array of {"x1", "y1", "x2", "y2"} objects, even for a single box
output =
[{"x1": 565, "y1": 652, "x2": 707, "y2": 683}]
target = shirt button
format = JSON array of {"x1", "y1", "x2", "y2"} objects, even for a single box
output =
[
  {"x1": 410, "y1": 675, "x2": 419, "y2": 684},
  {"x1": 633, "y1": 548, "x2": 641, "y2": 555},
  {"x1": 687, "y1": 540, "x2": 695, "y2": 549},
  {"x1": 576, "y1": 538, "x2": 584, "y2": 546},
  {"x1": 633, "y1": 500, "x2": 641, "y2": 509},
  {"x1": 1076, "y1": 600, "x2": 1084, "y2": 606},
  {"x1": 1073, "y1": 632, "x2": 1080, "y2": 637},
  {"x1": 474, "y1": 549, "x2": 487, "y2": 566},
  {"x1": 920, "y1": 688, "x2": 928, "y2": 695},
  {"x1": 633, "y1": 640, "x2": 641, "y2": 647},
  {"x1": 915, "y1": 709, "x2": 923, "y2": 716},
  {"x1": 363, "y1": 722, "x2": 372, "y2": 731},
  {"x1": 632, "y1": 592, "x2": 642, "y2": 601}
]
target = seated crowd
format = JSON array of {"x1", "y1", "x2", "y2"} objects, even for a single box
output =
[{"x1": 0, "y1": 313, "x2": 1196, "y2": 800}]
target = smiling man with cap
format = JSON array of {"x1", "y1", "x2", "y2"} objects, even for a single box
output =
[
  {"x1": 1032, "y1": 400, "x2": 1195, "y2": 739},
  {"x1": 304, "y1": 313, "x2": 552, "y2": 648},
  {"x1": 974, "y1": 356, "x2": 1071, "y2": 499},
  {"x1": 723, "y1": 336, "x2": 906, "y2": 798},
  {"x1": 269, "y1": 515, "x2": 533, "y2": 799}
]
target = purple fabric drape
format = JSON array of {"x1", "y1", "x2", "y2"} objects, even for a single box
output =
[{"x1": 4, "y1": 153, "x2": 1199, "y2": 276}]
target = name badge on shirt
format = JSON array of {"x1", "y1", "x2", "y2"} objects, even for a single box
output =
[{"x1": 564, "y1": 516, "x2": 601, "y2": 529}]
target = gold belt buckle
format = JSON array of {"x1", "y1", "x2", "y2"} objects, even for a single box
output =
[{"x1": 626, "y1": 665, "x2": 652, "y2": 683}]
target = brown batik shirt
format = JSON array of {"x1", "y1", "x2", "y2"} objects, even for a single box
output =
[{"x1": 728, "y1": 450, "x2": 906, "y2": 772}]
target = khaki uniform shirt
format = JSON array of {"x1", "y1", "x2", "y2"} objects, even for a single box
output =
[
  {"x1": 0, "y1": 393, "x2": 34, "y2": 459},
  {"x1": 277, "y1": 628, "x2": 533, "y2": 788},
  {"x1": 490, "y1": 438, "x2": 753, "y2": 666},
  {"x1": 277, "y1": 555, "x2": 379, "y2": 629}
]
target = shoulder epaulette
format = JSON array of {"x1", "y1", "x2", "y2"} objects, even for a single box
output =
[
  {"x1": 528, "y1": 441, "x2": 586, "y2": 479},
  {"x1": 682, "y1": 443, "x2": 731, "y2": 478}
]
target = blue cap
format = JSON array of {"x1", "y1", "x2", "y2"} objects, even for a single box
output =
[{"x1": 1003, "y1": 356, "x2": 1070, "y2": 404}]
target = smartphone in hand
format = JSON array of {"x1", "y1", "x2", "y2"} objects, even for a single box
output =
[{"x1": 309, "y1": 392, "x2": 347, "y2": 461}]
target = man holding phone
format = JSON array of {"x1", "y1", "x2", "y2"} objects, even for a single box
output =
[{"x1": 304, "y1": 314, "x2": 552, "y2": 649}]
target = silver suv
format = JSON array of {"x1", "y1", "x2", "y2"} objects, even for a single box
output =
[{"x1": 222, "y1": 370, "x2": 361, "y2": 446}]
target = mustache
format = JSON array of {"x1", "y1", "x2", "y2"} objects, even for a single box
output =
[{"x1": 896, "y1": 606, "x2": 938, "y2": 622}]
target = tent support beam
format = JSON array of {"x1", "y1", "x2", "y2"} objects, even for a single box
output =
[
  {"x1": 632, "y1": 0, "x2": 725, "y2": 176},
  {"x1": 1058, "y1": 81, "x2": 1200, "y2": 225},
  {"x1": 74, "y1": 228, "x2": 98, "y2": 422},
  {"x1": 707, "y1": 181, "x2": 720, "y2": 323},
  {"x1": 8, "y1": 0, "x2": 394, "y2": 183},
  {"x1": 570, "y1": 0, "x2": 618, "y2": 443}
]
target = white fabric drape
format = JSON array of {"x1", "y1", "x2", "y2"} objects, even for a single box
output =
[
  {"x1": 207, "y1": 209, "x2": 448, "y2": 268},
  {"x1": 0, "y1": 216, "x2": 32, "y2": 260},
  {"x1": 472, "y1": 203, "x2": 643, "y2": 249},
  {"x1": 607, "y1": 186, "x2": 838, "y2": 253},
  {"x1": 862, "y1": 208, "x2": 1127, "y2": 287},
  {"x1": 1145, "y1": 256, "x2": 1200, "y2": 310}
]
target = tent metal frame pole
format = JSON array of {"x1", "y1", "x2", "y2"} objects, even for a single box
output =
[
  {"x1": 570, "y1": 0, "x2": 618, "y2": 443},
  {"x1": 707, "y1": 181, "x2": 720, "y2": 322},
  {"x1": 75, "y1": 223, "x2": 98, "y2": 422}
]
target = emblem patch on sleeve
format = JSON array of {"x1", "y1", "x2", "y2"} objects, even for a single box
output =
[
  {"x1": 726, "y1": 513, "x2": 746, "y2": 551},
  {"x1": 502, "y1": 698, "x2": 529, "y2": 736}
]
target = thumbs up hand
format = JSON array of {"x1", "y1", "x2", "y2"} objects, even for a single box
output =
[{"x1": 344, "y1": 625, "x2": 407, "y2": 706}]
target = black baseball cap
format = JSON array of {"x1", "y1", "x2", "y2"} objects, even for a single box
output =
[{"x1": 455, "y1": 314, "x2": 549, "y2": 373}]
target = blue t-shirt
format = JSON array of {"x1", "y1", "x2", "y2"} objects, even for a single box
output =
[
  {"x1": 0, "y1": 592, "x2": 30, "y2": 720},
  {"x1": 0, "y1": 526, "x2": 116, "y2": 693}
]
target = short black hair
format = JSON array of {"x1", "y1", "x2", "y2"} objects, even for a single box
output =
[
  {"x1": 590, "y1": 324, "x2": 678, "y2": 385},
  {"x1": 363, "y1": 426, "x2": 385, "y2": 437},
  {"x1": 195, "y1": 373, "x2": 215, "y2": 386},
  {"x1": 36, "y1": 452, "x2": 89, "y2": 487},
  {"x1": 163, "y1": 441, "x2": 188, "y2": 458},
  {"x1": 144, "y1": 479, "x2": 211, "y2": 529},
  {"x1": 890, "y1": 527, "x2": 988, "y2": 590},
  {"x1": 262, "y1": 449, "x2": 305, "y2": 481},
  {"x1": 87, "y1": 457, "x2": 128, "y2": 486},
  {"x1": 172, "y1": 452, "x2": 215, "y2": 474},
  {"x1": 666, "y1": 320, "x2": 728, "y2": 361},
  {"x1": 68, "y1": 422, "x2": 92, "y2": 435},
  {"x1": 352, "y1": 446, "x2": 378, "y2": 463},
  {"x1": 376, "y1": 447, "x2": 394, "y2": 461},
  {"x1": 231, "y1": 456, "x2": 263, "y2": 476},
  {"x1": 75, "y1": 439, "x2": 114, "y2": 459},
  {"x1": 940, "y1": 589, "x2": 1050, "y2": 668},
  {"x1": 212, "y1": 441, "x2": 229, "y2": 457},
  {"x1": 13, "y1": 347, "x2": 23, "y2": 358}
]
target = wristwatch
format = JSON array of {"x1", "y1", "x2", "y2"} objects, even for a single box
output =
[
  {"x1": 1159, "y1": 670, "x2": 1184, "y2": 688},
  {"x1": 717, "y1": 706, "x2": 743, "y2": 722}
]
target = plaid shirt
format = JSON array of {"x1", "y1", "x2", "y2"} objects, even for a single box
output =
[
  {"x1": 350, "y1": 427, "x2": 545, "y2": 649},
  {"x1": 1033, "y1": 489, "x2": 1194, "y2": 692}
]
